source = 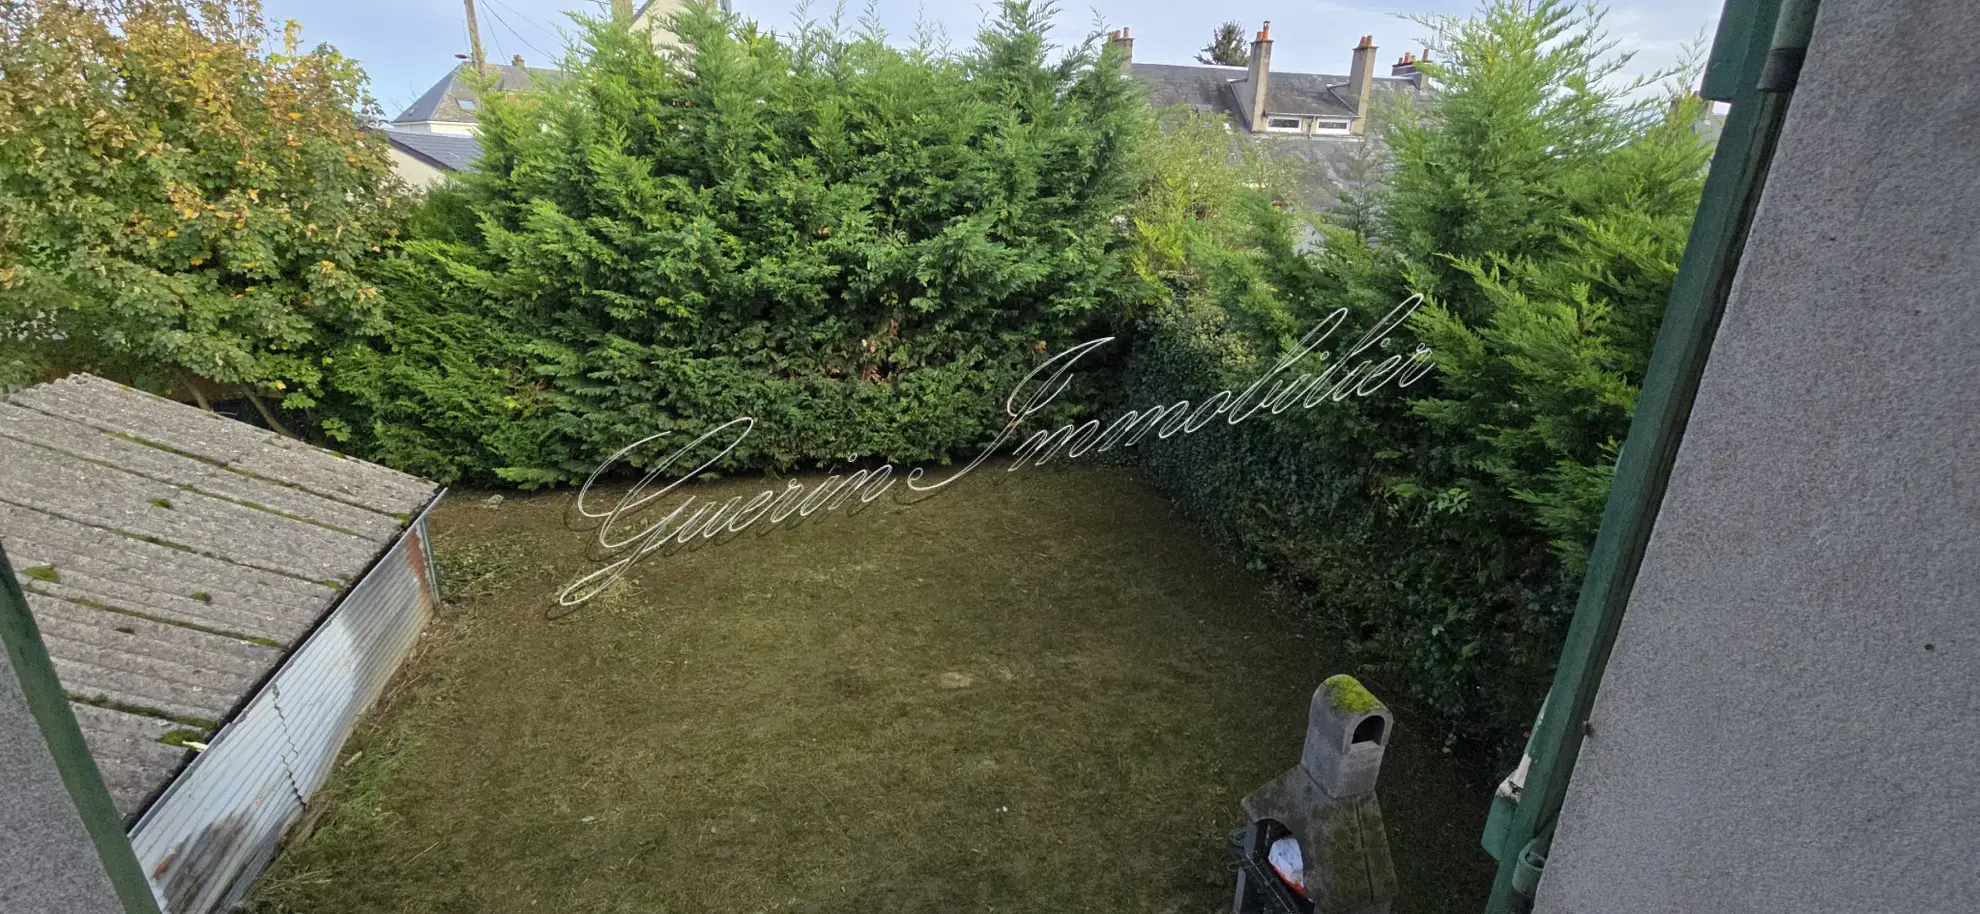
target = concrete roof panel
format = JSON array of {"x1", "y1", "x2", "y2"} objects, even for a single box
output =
[
  {"x1": 7, "y1": 376, "x2": 434, "y2": 515},
  {"x1": 1, "y1": 374, "x2": 439, "y2": 820},
  {"x1": 0, "y1": 402, "x2": 405, "y2": 543},
  {"x1": 68, "y1": 704, "x2": 191, "y2": 818},
  {"x1": 0, "y1": 502, "x2": 333, "y2": 646}
]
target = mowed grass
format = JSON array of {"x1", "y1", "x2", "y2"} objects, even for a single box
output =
[{"x1": 246, "y1": 463, "x2": 1494, "y2": 914}]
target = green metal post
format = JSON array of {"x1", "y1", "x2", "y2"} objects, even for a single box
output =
[
  {"x1": 1480, "y1": 0, "x2": 1816, "y2": 909},
  {"x1": 0, "y1": 543, "x2": 165, "y2": 914}
]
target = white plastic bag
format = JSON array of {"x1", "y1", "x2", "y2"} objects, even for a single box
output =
[{"x1": 1267, "y1": 836, "x2": 1309, "y2": 898}]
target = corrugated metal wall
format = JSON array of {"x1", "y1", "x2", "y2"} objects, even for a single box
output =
[{"x1": 126, "y1": 507, "x2": 440, "y2": 913}]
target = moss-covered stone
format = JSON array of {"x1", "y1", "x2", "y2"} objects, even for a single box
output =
[
  {"x1": 159, "y1": 728, "x2": 207, "y2": 748},
  {"x1": 1322, "y1": 674, "x2": 1384, "y2": 714}
]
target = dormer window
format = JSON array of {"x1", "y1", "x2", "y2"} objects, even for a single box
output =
[
  {"x1": 1313, "y1": 119, "x2": 1351, "y2": 134},
  {"x1": 1265, "y1": 116, "x2": 1302, "y2": 132}
]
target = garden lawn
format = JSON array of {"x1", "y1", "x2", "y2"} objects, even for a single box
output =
[{"x1": 246, "y1": 463, "x2": 1494, "y2": 914}]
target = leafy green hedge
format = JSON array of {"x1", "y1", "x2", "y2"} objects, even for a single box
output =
[
  {"x1": 319, "y1": 1, "x2": 1139, "y2": 485},
  {"x1": 316, "y1": 0, "x2": 1711, "y2": 752},
  {"x1": 0, "y1": 0, "x2": 405, "y2": 400},
  {"x1": 1118, "y1": 0, "x2": 1712, "y2": 751}
]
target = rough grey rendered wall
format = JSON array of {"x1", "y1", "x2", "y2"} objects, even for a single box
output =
[
  {"x1": 1534, "y1": 1, "x2": 1980, "y2": 912},
  {"x1": 0, "y1": 647, "x2": 126, "y2": 914}
]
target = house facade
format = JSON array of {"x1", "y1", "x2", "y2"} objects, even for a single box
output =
[{"x1": 377, "y1": 54, "x2": 557, "y2": 188}]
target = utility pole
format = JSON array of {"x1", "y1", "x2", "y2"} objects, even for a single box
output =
[
  {"x1": 463, "y1": 0, "x2": 485, "y2": 72},
  {"x1": 612, "y1": 0, "x2": 633, "y2": 24}
]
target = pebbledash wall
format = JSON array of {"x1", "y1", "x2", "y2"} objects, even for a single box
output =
[
  {"x1": 1531, "y1": 0, "x2": 1980, "y2": 910},
  {"x1": 0, "y1": 375, "x2": 441, "y2": 913}
]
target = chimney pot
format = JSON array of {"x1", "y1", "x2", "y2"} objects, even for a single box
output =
[{"x1": 1108, "y1": 26, "x2": 1134, "y2": 70}]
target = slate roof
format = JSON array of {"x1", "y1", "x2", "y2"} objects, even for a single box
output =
[
  {"x1": 0, "y1": 375, "x2": 437, "y2": 818},
  {"x1": 1131, "y1": 62, "x2": 1245, "y2": 113},
  {"x1": 379, "y1": 127, "x2": 482, "y2": 173},
  {"x1": 391, "y1": 61, "x2": 564, "y2": 126},
  {"x1": 1132, "y1": 61, "x2": 1422, "y2": 124},
  {"x1": 1262, "y1": 134, "x2": 1384, "y2": 210},
  {"x1": 1262, "y1": 71, "x2": 1369, "y2": 118},
  {"x1": 1127, "y1": 60, "x2": 1427, "y2": 210}
]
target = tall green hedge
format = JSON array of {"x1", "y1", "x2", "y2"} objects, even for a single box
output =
[
  {"x1": 313, "y1": 0, "x2": 1711, "y2": 753},
  {"x1": 320, "y1": 1, "x2": 1139, "y2": 485},
  {"x1": 1120, "y1": 0, "x2": 1712, "y2": 752}
]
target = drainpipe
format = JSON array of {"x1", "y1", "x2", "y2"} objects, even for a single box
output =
[{"x1": 1479, "y1": 0, "x2": 1819, "y2": 910}]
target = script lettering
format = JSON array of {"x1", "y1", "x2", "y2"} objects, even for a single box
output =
[{"x1": 558, "y1": 297, "x2": 1436, "y2": 608}]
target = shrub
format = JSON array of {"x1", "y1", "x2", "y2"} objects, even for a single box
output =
[
  {"x1": 0, "y1": 0, "x2": 406, "y2": 402},
  {"x1": 1121, "y1": 0, "x2": 1711, "y2": 752},
  {"x1": 319, "y1": 1, "x2": 1141, "y2": 485}
]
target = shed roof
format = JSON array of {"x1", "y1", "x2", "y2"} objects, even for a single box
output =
[{"x1": 0, "y1": 375, "x2": 437, "y2": 817}]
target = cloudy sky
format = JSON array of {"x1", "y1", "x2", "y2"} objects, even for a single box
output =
[{"x1": 258, "y1": 0, "x2": 1725, "y2": 119}]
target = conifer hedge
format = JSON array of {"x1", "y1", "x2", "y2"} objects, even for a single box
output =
[
  {"x1": 1119, "y1": 0, "x2": 1713, "y2": 752},
  {"x1": 290, "y1": 0, "x2": 1702, "y2": 752},
  {"x1": 321, "y1": 1, "x2": 1140, "y2": 485}
]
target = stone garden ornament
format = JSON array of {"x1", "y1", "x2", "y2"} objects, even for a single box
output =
[{"x1": 1231, "y1": 674, "x2": 1398, "y2": 914}]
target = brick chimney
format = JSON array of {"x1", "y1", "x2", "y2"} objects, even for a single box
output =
[
  {"x1": 1246, "y1": 21, "x2": 1274, "y2": 133},
  {"x1": 1348, "y1": 35, "x2": 1377, "y2": 136},
  {"x1": 1106, "y1": 27, "x2": 1134, "y2": 72},
  {"x1": 1390, "y1": 48, "x2": 1429, "y2": 88}
]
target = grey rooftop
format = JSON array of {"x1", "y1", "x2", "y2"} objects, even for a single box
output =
[
  {"x1": 0, "y1": 375, "x2": 437, "y2": 818},
  {"x1": 391, "y1": 61, "x2": 563, "y2": 127},
  {"x1": 378, "y1": 127, "x2": 483, "y2": 173},
  {"x1": 1129, "y1": 62, "x2": 1420, "y2": 124}
]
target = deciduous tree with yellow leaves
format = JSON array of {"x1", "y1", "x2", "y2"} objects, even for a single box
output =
[{"x1": 0, "y1": 0, "x2": 405, "y2": 417}]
